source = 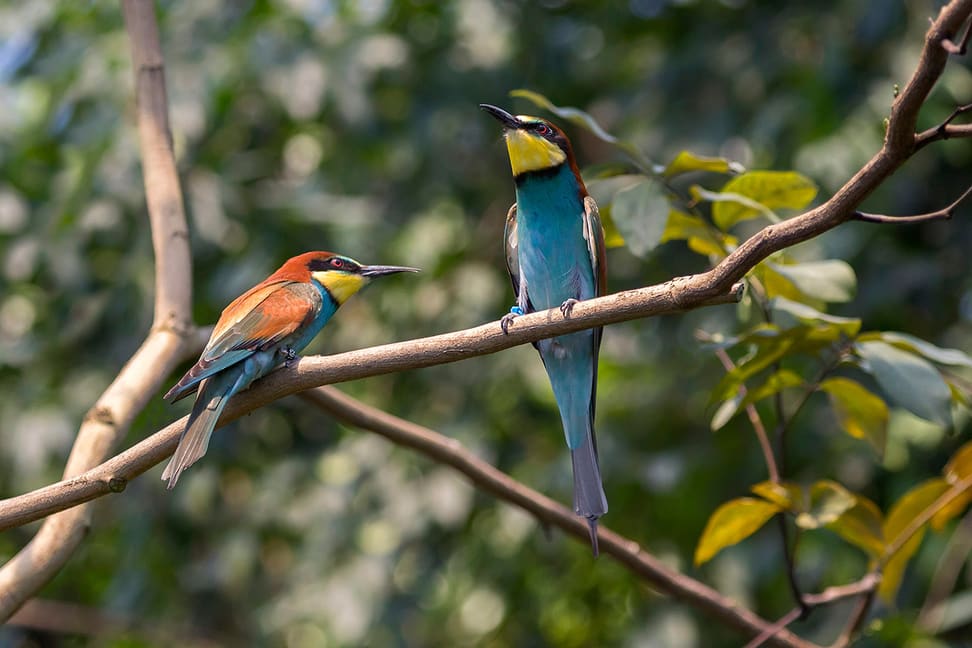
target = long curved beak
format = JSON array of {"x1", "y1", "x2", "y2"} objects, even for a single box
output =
[
  {"x1": 479, "y1": 104, "x2": 522, "y2": 130},
  {"x1": 360, "y1": 265, "x2": 421, "y2": 277}
]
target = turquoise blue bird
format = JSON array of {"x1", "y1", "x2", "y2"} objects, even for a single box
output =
[
  {"x1": 162, "y1": 251, "x2": 418, "y2": 488},
  {"x1": 481, "y1": 104, "x2": 608, "y2": 554}
]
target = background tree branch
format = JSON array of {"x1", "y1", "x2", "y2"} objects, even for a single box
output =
[{"x1": 0, "y1": 0, "x2": 193, "y2": 621}]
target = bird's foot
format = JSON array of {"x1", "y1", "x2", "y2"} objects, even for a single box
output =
[
  {"x1": 282, "y1": 346, "x2": 300, "y2": 368},
  {"x1": 560, "y1": 298, "x2": 579, "y2": 319},
  {"x1": 586, "y1": 516, "x2": 600, "y2": 557},
  {"x1": 500, "y1": 305, "x2": 524, "y2": 334}
]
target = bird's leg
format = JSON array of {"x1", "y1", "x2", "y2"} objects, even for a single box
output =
[
  {"x1": 500, "y1": 306, "x2": 524, "y2": 334},
  {"x1": 560, "y1": 298, "x2": 580, "y2": 318},
  {"x1": 281, "y1": 346, "x2": 300, "y2": 368},
  {"x1": 501, "y1": 281, "x2": 530, "y2": 334}
]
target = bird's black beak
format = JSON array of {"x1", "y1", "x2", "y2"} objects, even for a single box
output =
[
  {"x1": 479, "y1": 104, "x2": 522, "y2": 130},
  {"x1": 359, "y1": 265, "x2": 421, "y2": 277}
]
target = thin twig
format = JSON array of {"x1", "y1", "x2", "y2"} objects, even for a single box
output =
[
  {"x1": 853, "y1": 183, "x2": 972, "y2": 223},
  {"x1": 711, "y1": 346, "x2": 780, "y2": 483},
  {"x1": 830, "y1": 587, "x2": 877, "y2": 648},
  {"x1": 942, "y1": 14, "x2": 972, "y2": 53},
  {"x1": 913, "y1": 103, "x2": 972, "y2": 149},
  {"x1": 744, "y1": 608, "x2": 804, "y2": 648}
]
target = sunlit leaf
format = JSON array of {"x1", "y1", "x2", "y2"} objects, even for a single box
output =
[
  {"x1": 880, "y1": 478, "x2": 950, "y2": 602},
  {"x1": 661, "y1": 209, "x2": 736, "y2": 259},
  {"x1": 709, "y1": 337, "x2": 797, "y2": 405},
  {"x1": 694, "y1": 497, "x2": 780, "y2": 566},
  {"x1": 826, "y1": 495, "x2": 885, "y2": 557},
  {"x1": 751, "y1": 481, "x2": 802, "y2": 511},
  {"x1": 769, "y1": 297, "x2": 862, "y2": 338},
  {"x1": 710, "y1": 171, "x2": 817, "y2": 229},
  {"x1": 741, "y1": 369, "x2": 804, "y2": 408},
  {"x1": 944, "y1": 440, "x2": 972, "y2": 483},
  {"x1": 610, "y1": 178, "x2": 669, "y2": 257},
  {"x1": 710, "y1": 394, "x2": 742, "y2": 431},
  {"x1": 795, "y1": 480, "x2": 857, "y2": 530},
  {"x1": 692, "y1": 185, "x2": 778, "y2": 228},
  {"x1": 857, "y1": 331, "x2": 972, "y2": 369},
  {"x1": 855, "y1": 341, "x2": 952, "y2": 427},
  {"x1": 765, "y1": 260, "x2": 857, "y2": 303},
  {"x1": 663, "y1": 150, "x2": 742, "y2": 178},
  {"x1": 932, "y1": 441, "x2": 972, "y2": 531},
  {"x1": 710, "y1": 369, "x2": 803, "y2": 431},
  {"x1": 818, "y1": 377, "x2": 889, "y2": 455}
]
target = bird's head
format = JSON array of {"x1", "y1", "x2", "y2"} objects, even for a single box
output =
[
  {"x1": 281, "y1": 252, "x2": 419, "y2": 305},
  {"x1": 480, "y1": 104, "x2": 577, "y2": 178}
]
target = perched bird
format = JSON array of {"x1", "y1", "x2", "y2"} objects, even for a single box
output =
[
  {"x1": 162, "y1": 251, "x2": 418, "y2": 489},
  {"x1": 480, "y1": 104, "x2": 608, "y2": 554}
]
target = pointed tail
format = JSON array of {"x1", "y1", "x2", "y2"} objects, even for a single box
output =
[
  {"x1": 162, "y1": 373, "x2": 235, "y2": 489},
  {"x1": 571, "y1": 430, "x2": 608, "y2": 556}
]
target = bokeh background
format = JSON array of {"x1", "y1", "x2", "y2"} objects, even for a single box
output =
[{"x1": 1, "y1": 1, "x2": 971, "y2": 646}]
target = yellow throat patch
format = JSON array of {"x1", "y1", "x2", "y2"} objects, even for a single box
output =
[
  {"x1": 504, "y1": 123, "x2": 567, "y2": 176},
  {"x1": 313, "y1": 270, "x2": 367, "y2": 305}
]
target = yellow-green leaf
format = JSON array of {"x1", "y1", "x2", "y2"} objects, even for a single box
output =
[
  {"x1": 880, "y1": 478, "x2": 950, "y2": 602},
  {"x1": 826, "y1": 495, "x2": 885, "y2": 557},
  {"x1": 770, "y1": 297, "x2": 862, "y2": 338},
  {"x1": 944, "y1": 440, "x2": 972, "y2": 484},
  {"x1": 661, "y1": 209, "x2": 735, "y2": 259},
  {"x1": 751, "y1": 481, "x2": 802, "y2": 511},
  {"x1": 930, "y1": 490, "x2": 972, "y2": 532},
  {"x1": 765, "y1": 260, "x2": 857, "y2": 304},
  {"x1": 712, "y1": 171, "x2": 817, "y2": 229},
  {"x1": 795, "y1": 480, "x2": 857, "y2": 530},
  {"x1": 610, "y1": 178, "x2": 669, "y2": 258},
  {"x1": 663, "y1": 150, "x2": 741, "y2": 178},
  {"x1": 694, "y1": 497, "x2": 780, "y2": 566},
  {"x1": 819, "y1": 377, "x2": 889, "y2": 456}
]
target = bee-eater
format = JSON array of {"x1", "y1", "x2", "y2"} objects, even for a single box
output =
[
  {"x1": 162, "y1": 251, "x2": 418, "y2": 489},
  {"x1": 480, "y1": 104, "x2": 608, "y2": 554}
]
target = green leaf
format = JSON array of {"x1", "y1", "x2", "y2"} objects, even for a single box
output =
[
  {"x1": 710, "y1": 369, "x2": 803, "y2": 431},
  {"x1": 711, "y1": 171, "x2": 818, "y2": 229},
  {"x1": 770, "y1": 297, "x2": 862, "y2": 338},
  {"x1": 610, "y1": 178, "x2": 669, "y2": 257},
  {"x1": 818, "y1": 377, "x2": 889, "y2": 455},
  {"x1": 880, "y1": 478, "x2": 950, "y2": 602},
  {"x1": 694, "y1": 497, "x2": 780, "y2": 566},
  {"x1": 858, "y1": 331, "x2": 972, "y2": 369},
  {"x1": 795, "y1": 480, "x2": 857, "y2": 530},
  {"x1": 587, "y1": 174, "x2": 646, "y2": 249},
  {"x1": 692, "y1": 185, "x2": 779, "y2": 228},
  {"x1": 663, "y1": 150, "x2": 742, "y2": 178},
  {"x1": 826, "y1": 495, "x2": 885, "y2": 557},
  {"x1": 709, "y1": 337, "x2": 797, "y2": 406},
  {"x1": 661, "y1": 209, "x2": 737, "y2": 258},
  {"x1": 855, "y1": 341, "x2": 953, "y2": 427},
  {"x1": 740, "y1": 369, "x2": 804, "y2": 408},
  {"x1": 764, "y1": 260, "x2": 857, "y2": 303},
  {"x1": 751, "y1": 481, "x2": 802, "y2": 511}
]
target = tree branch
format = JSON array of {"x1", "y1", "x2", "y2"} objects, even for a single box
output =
[
  {"x1": 0, "y1": 0, "x2": 193, "y2": 621},
  {"x1": 299, "y1": 386, "x2": 818, "y2": 648},
  {"x1": 853, "y1": 183, "x2": 972, "y2": 223}
]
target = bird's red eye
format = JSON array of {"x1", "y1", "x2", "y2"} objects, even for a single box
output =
[
  {"x1": 535, "y1": 123, "x2": 550, "y2": 136},
  {"x1": 331, "y1": 258, "x2": 344, "y2": 268}
]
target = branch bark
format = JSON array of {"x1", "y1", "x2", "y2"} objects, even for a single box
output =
[{"x1": 0, "y1": 0, "x2": 193, "y2": 621}]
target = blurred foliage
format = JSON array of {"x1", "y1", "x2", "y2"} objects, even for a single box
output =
[{"x1": 2, "y1": 1, "x2": 972, "y2": 647}]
